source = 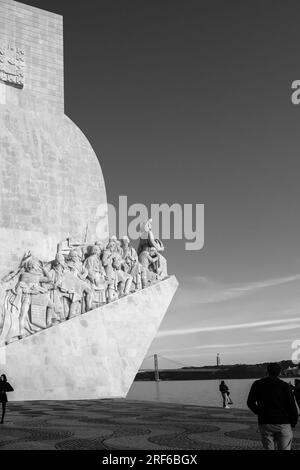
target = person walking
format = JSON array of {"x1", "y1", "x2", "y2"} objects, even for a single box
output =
[
  {"x1": 247, "y1": 363, "x2": 298, "y2": 450},
  {"x1": 0, "y1": 374, "x2": 14, "y2": 424},
  {"x1": 219, "y1": 380, "x2": 231, "y2": 409}
]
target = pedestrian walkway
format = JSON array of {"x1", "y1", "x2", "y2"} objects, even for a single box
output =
[{"x1": 0, "y1": 399, "x2": 299, "y2": 450}]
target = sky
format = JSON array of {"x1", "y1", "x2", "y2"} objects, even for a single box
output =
[{"x1": 18, "y1": 0, "x2": 300, "y2": 368}]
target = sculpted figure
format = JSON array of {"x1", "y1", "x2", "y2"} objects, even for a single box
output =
[
  {"x1": 121, "y1": 236, "x2": 141, "y2": 291},
  {"x1": 47, "y1": 251, "x2": 69, "y2": 322},
  {"x1": 5, "y1": 257, "x2": 54, "y2": 340},
  {"x1": 84, "y1": 246, "x2": 106, "y2": 287},
  {"x1": 137, "y1": 219, "x2": 168, "y2": 280},
  {"x1": 1, "y1": 251, "x2": 32, "y2": 285},
  {"x1": 102, "y1": 238, "x2": 116, "y2": 271},
  {"x1": 112, "y1": 250, "x2": 133, "y2": 297},
  {"x1": 102, "y1": 237, "x2": 133, "y2": 301},
  {"x1": 151, "y1": 239, "x2": 168, "y2": 280},
  {"x1": 115, "y1": 240, "x2": 123, "y2": 257},
  {"x1": 65, "y1": 249, "x2": 85, "y2": 274},
  {"x1": 62, "y1": 249, "x2": 93, "y2": 317},
  {"x1": 0, "y1": 229, "x2": 170, "y2": 344},
  {"x1": 95, "y1": 241, "x2": 104, "y2": 259},
  {"x1": 138, "y1": 247, "x2": 159, "y2": 289},
  {"x1": 102, "y1": 238, "x2": 118, "y2": 302},
  {"x1": 83, "y1": 245, "x2": 107, "y2": 306},
  {"x1": 0, "y1": 252, "x2": 32, "y2": 342}
]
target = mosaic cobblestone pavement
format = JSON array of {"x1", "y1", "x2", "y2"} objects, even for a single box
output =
[{"x1": 0, "y1": 399, "x2": 299, "y2": 450}]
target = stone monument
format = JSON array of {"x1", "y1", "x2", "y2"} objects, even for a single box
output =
[
  {"x1": 0, "y1": 0, "x2": 178, "y2": 401},
  {"x1": 0, "y1": 0, "x2": 108, "y2": 278}
]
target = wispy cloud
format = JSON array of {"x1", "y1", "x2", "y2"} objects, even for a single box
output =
[
  {"x1": 157, "y1": 317, "x2": 300, "y2": 338},
  {"x1": 259, "y1": 323, "x2": 300, "y2": 332},
  {"x1": 192, "y1": 274, "x2": 300, "y2": 305},
  {"x1": 143, "y1": 338, "x2": 293, "y2": 365},
  {"x1": 154, "y1": 274, "x2": 300, "y2": 365},
  {"x1": 156, "y1": 338, "x2": 295, "y2": 355}
]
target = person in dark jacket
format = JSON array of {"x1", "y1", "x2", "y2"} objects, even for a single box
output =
[
  {"x1": 219, "y1": 381, "x2": 231, "y2": 409},
  {"x1": 289, "y1": 379, "x2": 300, "y2": 411},
  {"x1": 247, "y1": 363, "x2": 298, "y2": 450},
  {"x1": 0, "y1": 374, "x2": 14, "y2": 424}
]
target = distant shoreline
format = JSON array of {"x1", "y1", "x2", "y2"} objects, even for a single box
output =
[
  {"x1": 135, "y1": 361, "x2": 300, "y2": 382},
  {"x1": 135, "y1": 375, "x2": 299, "y2": 382}
]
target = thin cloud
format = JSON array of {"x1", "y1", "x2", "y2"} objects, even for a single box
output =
[
  {"x1": 259, "y1": 323, "x2": 300, "y2": 332},
  {"x1": 144, "y1": 338, "x2": 295, "y2": 366},
  {"x1": 193, "y1": 274, "x2": 300, "y2": 305},
  {"x1": 157, "y1": 317, "x2": 300, "y2": 338},
  {"x1": 158, "y1": 338, "x2": 294, "y2": 354}
]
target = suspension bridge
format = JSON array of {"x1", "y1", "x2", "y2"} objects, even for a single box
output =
[
  {"x1": 140, "y1": 354, "x2": 193, "y2": 371},
  {"x1": 139, "y1": 354, "x2": 221, "y2": 381}
]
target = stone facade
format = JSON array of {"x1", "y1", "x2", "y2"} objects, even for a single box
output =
[
  {"x1": 0, "y1": 1, "x2": 178, "y2": 401},
  {"x1": 0, "y1": 0, "x2": 64, "y2": 113},
  {"x1": 0, "y1": 0, "x2": 108, "y2": 280},
  {"x1": 0, "y1": 276, "x2": 179, "y2": 401}
]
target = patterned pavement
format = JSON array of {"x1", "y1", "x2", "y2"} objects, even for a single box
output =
[{"x1": 0, "y1": 399, "x2": 300, "y2": 450}]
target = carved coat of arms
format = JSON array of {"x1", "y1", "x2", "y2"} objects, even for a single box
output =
[{"x1": 0, "y1": 45, "x2": 25, "y2": 88}]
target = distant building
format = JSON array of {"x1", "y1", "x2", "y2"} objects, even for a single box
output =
[{"x1": 281, "y1": 365, "x2": 300, "y2": 377}]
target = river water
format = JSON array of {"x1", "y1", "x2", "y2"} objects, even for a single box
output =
[{"x1": 127, "y1": 378, "x2": 294, "y2": 409}]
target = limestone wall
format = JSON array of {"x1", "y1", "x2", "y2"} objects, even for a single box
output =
[
  {"x1": 0, "y1": 0, "x2": 108, "y2": 279},
  {"x1": 0, "y1": 0, "x2": 64, "y2": 113}
]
